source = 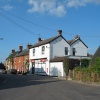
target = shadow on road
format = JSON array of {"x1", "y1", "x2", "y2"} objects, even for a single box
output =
[{"x1": 0, "y1": 75, "x2": 61, "y2": 90}]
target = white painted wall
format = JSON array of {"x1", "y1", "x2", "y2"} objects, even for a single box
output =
[
  {"x1": 50, "y1": 37, "x2": 70, "y2": 59},
  {"x1": 50, "y1": 62, "x2": 64, "y2": 77},
  {"x1": 30, "y1": 43, "x2": 50, "y2": 60},
  {"x1": 70, "y1": 40, "x2": 87, "y2": 56}
]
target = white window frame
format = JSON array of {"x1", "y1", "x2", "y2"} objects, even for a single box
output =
[
  {"x1": 33, "y1": 49, "x2": 35, "y2": 56},
  {"x1": 42, "y1": 46, "x2": 45, "y2": 54},
  {"x1": 65, "y1": 47, "x2": 68, "y2": 55}
]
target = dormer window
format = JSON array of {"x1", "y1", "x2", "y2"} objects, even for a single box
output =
[
  {"x1": 73, "y1": 48, "x2": 75, "y2": 56},
  {"x1": 42, "y1": 46, "x2": 45, "y2": 54},
  {"x1": 65, "y1": 47, "x2": 68, "y2": 55},
  {"x1": 33, "y1": 49, "x2": 35, "y2": 56}
]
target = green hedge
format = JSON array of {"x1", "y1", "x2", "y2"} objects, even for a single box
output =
[
  {"x1": 74, "y1": 57, "x2": 100, "y2": 82},
  {"x1": 81, "y1": 59, "x2": 90, "y2": 68}
]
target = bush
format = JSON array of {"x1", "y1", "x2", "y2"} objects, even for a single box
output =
[
  {"x1": 74, "y1": 57, "x2": 100, "y2": 82},
  {"x1": 81, "y1": 59, "x2": 90, "y2": 68},
  {"x1": 63, "y1": 58, "x2": 80, "y2": 77}
]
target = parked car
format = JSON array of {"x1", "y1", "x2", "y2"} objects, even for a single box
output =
[
  {"x1": 0, "y1": 67, "x2": 7, "y2": 74},
  {"x1": 0, "y1": 64, "x2": 7, "y2": 74},
  {"x1": 11, "y1": 69, "x2": 17, "y2": 74},
  {"x1": 7, "y1": 69, "x2": 17, "y2": 74},
  {"x1": 0, "y1": 68, "x2": 7, "y2": 74}
]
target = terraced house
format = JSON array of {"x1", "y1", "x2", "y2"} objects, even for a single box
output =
[
  {"x1": 6, "y1": 49, "x2": 18, "y2": 71},
  {"x1": 29, "y1": 30, "x2": 89, "y2": 77},
  {"x1": 6, "y1": 44, "x2": 31, "y2": 73}
]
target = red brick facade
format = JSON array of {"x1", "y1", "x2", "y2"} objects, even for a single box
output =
[{"x1": 14, "y1": 55, "x2": 29, "y2": 72}]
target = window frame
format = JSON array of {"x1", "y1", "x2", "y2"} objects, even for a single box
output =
[
  {"x1": 73, "y1": 48, "x2": 75, "y2": 56},
  {"x1": 65, "y1": 47, "x2": 68, "y2": 55},
  {"x1": 42, "y1": 46, "x2": 45, "y2": 54},
  {"x1": 33, "y1": 49, "x2": 35, "y2": 56}
]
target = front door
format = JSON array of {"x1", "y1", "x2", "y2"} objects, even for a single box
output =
[{"x1": 32, "y1": 62, "x2": 35, "y2": 74}]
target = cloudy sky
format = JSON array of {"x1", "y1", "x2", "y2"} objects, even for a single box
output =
[{"x1": 0, "y1": 0, "x2": 100, "y2": 62}]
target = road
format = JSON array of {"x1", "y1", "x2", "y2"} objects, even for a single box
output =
[{"x1": 0, "y1": 74, "x2": 100, "y2": 100}]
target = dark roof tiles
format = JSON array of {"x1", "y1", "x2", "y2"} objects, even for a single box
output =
[
  {"x1": 15, "y1": 49, "x2": 29, "y2": 57},
  {"x1": 30, "y1": 35, "x2": 60, "y2": 48}
]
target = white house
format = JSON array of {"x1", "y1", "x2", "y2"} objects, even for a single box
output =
[{"x1": 29, "y1": 30, "x2": 88, "y2": 77}]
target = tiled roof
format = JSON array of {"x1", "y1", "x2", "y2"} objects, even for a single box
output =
[
  {"x1": 94, "y1": 46, "x2": 100, "y2": 57},
  {"x1": 68, "y1": 37, "x2": 88, "y2": 48},
  {"x1": 6, "y1": 52, "x2": 18, "y2": 60},
  {"x1": 15, "y1": 49, "x2": 29, "y2": 57},
  {"x1": 50, "y1": 56, "x2": 67, "y2": 62},
  {"x1": 30, "y1": 34, "x2": 87, "y2": 48},
  {"x1": 90, "y1": 46, "x2": 100, "y2": 66},
  {"x1": 30, "y1": 35, "x2": 61, "y2": 48}
]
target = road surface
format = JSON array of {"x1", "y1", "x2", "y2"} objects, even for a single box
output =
[{"x1": 0, "y1": 75, "x2": 100, "y2": 100}]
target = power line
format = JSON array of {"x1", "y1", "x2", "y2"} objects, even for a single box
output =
[
  {"x1": 0, "y1": 8, "x2": 77, "y2": 37},
  {"x1": 0, "y1": 8, "x2": 56, "y2": 31},
  {"x1": 0, "y1": 11, "x2": 39, "y2": 37},
  {"x1": 0, "y1": 8, "x2": 100, "y2": 38}
]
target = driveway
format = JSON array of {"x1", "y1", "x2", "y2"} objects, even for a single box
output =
[{"x1": 0, "y1": 74, "x2": 100, "y2": 100}]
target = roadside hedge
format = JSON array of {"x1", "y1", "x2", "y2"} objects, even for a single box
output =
[{"x1": 74, "y1": 57, "x2": 100, "y2": 83}]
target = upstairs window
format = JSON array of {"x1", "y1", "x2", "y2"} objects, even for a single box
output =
[
  {"x1": 33, "y1": 49, "x2": 35, "y2": 56},
  {"x1": 73, "y1": 48, "x2": 75, "y2": 56},
  {"x1": 65, "y1": 47, "x2": 68, "y2": 55},
  {"x1": 42, "y1": 46, "x2": 45, "y2": 54}
]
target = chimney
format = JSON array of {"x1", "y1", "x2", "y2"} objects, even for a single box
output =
[
  {"x1": 38, "y1": 38, "x2": 42, "y2": 42},
  {"x1": 58, "y1": 30, "x2": 62, "y2": 36},
  {"x1": 27, "y1": 44, "x2": 32, "y2": 49},
  {"x1": 75, "y1": 35, "x2": 80, "y2": 40},
  {"x1": 19, "y1": 45, "x2": 23, "y2": 52},
  {"x1": 12, "y1": 49, "x2": 15, "y2": 54}
]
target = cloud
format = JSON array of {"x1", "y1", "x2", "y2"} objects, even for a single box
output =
[
  {"x1": 66, "y1": 0, "x2": 100, "y2": 8},
  {"x1": 28, "y1": 0, "x2": 66, "y2": 17},
  {"x1": 1, "y1": 4, "x2": 14, "y2": 11},
  {"x1": 27, "y1": 0, "x2": 100, "y2": 17}
]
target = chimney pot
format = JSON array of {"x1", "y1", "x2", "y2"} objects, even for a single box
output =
[
  {"x1": 75, "y1": 35, "x2": 80, "y2": 39},
  {"x1": 27, "y1": 44, "x2": 32, "y2": 49},
  {"x1": 19, "y1": 45, "x2": 23, "y2": 52},
  {"x1": 58, "y1": 30, "x2": 62, "y2": 35},
  {"x1": 38, "y1": 38, "x2": 42, "y2": 42},
  {"x1": 12, "y1": 49, "x2": 15, "y2": 54}
]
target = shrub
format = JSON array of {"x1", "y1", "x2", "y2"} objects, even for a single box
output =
[
  {"x1": 81, "y1": 59, "x2": 90, "y2": 68},
  {"x1": 63, "y1": 58, "x2": 80, "y2": 77},
  {"x1": 63, "y1": 58, "x2": 69, "y2": 77}
]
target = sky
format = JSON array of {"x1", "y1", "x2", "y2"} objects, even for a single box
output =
[{"x1": 0, "y1": 0, "x2": 100, "y2": 63}]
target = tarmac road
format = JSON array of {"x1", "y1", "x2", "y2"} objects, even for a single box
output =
[{"x1": 0, "y1": 74, "x2": 100, "y2": 100}]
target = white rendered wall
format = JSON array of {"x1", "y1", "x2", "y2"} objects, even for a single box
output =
[
  {"x1": 50, "y1": 37, "x2": 70, "y2": 59},
  {"x1": 70, "y1": 40, "x2": 87, "y2": 56},
  {"x1": 29, "y1": 43, "x2": 50, "y2": 60}
]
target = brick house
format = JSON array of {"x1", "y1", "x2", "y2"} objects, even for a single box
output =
[
  {"x1": 6, "y1": 49, "x2": 18, "y2": 71},
  {"x1": 14, "y1": 45, "x2": 31, "y2": 73}
]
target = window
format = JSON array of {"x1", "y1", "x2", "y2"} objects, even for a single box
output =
[
  {"x1": 73, "y1": 48, "x2": 75, "y2": 56},
  {"x1": 42, "y1": 46, "x2": 45, "y2": 54},
  {"x1": 33, "y1": 49, "x2": 35, "y2": 56},
  {"x1": 65, "y1": 47, "x2": 68, "y2": 55}
]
